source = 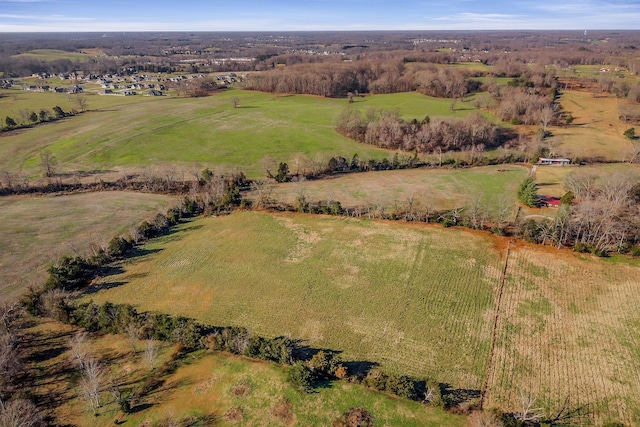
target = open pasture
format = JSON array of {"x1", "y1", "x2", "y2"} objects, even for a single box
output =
[
  {"x1": 260, "y1": 164, "x2": 528, "y2": 215},
  {"x1": 551, "y1": 90, "x2": 637, "y2": 161},
  {"x1": 86, "y1": 211, "x2": 640, "y2": 423},
  {"x1": 11, "y1": 48, "x2": 95, "y2": 62},
  {"x1": 0, "y1": 90, "x2": 490, "y2": 179},
  {"x1": 87, "y1": 211, "x2": 503, "y2": 392},
  {"x1": 0, "y1": 192, "x2": 175, "y2": 301},
  {"x1": 0, "y1": 88, "x2": 159, "y2": 116},
  {"x1": 558, "y1": 64, "x2": 638, "y2": 83},
  {"x1": 349, "y1": 90, "x2": 488, "y2": 119}
]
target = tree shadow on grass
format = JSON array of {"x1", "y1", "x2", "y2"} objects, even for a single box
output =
[
  {"x1": 439, "y1": 383, "x2": 481, "y2": 408},
  {"x1": 83, "y1": 280, "x2": 128, "y2": 295},
  {"x1": 129, "y1": 402, "x2": 154, "y2": 414},
  {"x1": 291, "y1": 340, "x2": 379, "y2": 379},
  {"x1": 127, "y1": 247, "x2": 163, "y2": 260}
]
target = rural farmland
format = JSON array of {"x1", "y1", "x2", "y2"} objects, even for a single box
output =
[
  {"x1": 85, "y1": 211, "x2": 640, "y2": 425},
  {"x1": 0, "y1": 192, "x2": 175, "y2": 300},
  {"x1": 3, "y1": 29, "x2": 640, "y2": 426}
]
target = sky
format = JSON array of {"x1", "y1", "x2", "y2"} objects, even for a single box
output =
[{"x1": 1, "y1": 0, "x2": 640, "y2": 32}]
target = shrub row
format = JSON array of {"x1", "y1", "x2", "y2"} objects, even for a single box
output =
[
  {"x1": 22, "y1": 198, "x2": 202, "y2": 314},
  {"x1": 45, "y1": 298, "x2": 437, "y2": 405}
]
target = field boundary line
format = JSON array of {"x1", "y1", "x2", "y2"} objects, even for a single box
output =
[{"x1": 480, "y1": 240, "x2": 511, "y2": 409}]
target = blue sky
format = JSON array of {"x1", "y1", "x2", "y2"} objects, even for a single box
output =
[{"x1": 1, "y1": 0, "x2": 640, "y2": 31}]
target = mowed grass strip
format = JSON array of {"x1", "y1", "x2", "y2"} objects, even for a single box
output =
[
  {"x1": 265, "y1": 165, "x2": 527, "y2": 214},
  {"x1": 0, "y1": 90, "x2": 488, "y2": 178},
  {"x1": 486, "y1": 245, "x2": 640, "y2": 425},
  {"x1": 0, "y1": 192, "x2": 176, "y2": 301},
  {"x1": 88, "y1": 211, "x2": 503, "y2": 390}
]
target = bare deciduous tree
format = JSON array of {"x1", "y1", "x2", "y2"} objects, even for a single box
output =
[
  {"x1": 0, "y1": 398, "x2": 43, "y2": 427},
  {"x1": 538, "y1": 104, "x2": 556, "y2": 133},
  {"x1": 0, "y1": 301, "x2": 21, "y2": 335},
  {"x1": 75, "y1": 96, "x2": 88, "y2": 112},
  {"x1": 144, "y1": 340, "x2": 158, "y2": 370},
  {"x1": 39, "y1": 149, "x2": 58, "y2": 178},
  {"x1": 250, "y1": 179, "x2": 276, "y2": 209},
  {"x1": 514, "y1": 391, "x2": 543, "y2": 423},
  {"x1": 68, "y1": 331, "x2": 89, "y2": 369},
  {"x1": 563, "y1": 171, "x2": 598, "y2": 200},
  {"x1": 125, "y1": 322, "x2": 140, "y2": 354},
  {"x1": 79, "y1": 357, "x2": 104, "y2": 416},
  {"x1": 0, "y1": 334, "x2": 22, "y2": 395},
  {"x1": 466, "y1": 195, "x2": 490, "y2": 230},
  {"x1": 467, "y1": 410, "x2": 504, "y2": 427}
]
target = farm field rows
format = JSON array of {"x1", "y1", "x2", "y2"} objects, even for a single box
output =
[
  {"x1": 87, "y1": 211, "x2": 503, "y2": 392},
  {"x1": 85, "y1": 211, "x2": 640, "y2": 423},
  {"x1": 485, "y1": 245, "x2": 640, "y2": 425},
  {"x1": 262, "y1": 164, "x2": 528, "y2": 215},
  {"x1": 0, "y1": 192, "x2": 175, "y2": 301},
  {"x1": 0, "y1": 90, "x2": 491, "y2": 179}
]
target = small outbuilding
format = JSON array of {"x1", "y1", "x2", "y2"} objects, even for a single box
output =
[
  {"x1": 540, "y1": 196, "x2": 562, "y2": 208},
  {"x1": 537, "y1": 158, "x2": 571, "y2": 166}
]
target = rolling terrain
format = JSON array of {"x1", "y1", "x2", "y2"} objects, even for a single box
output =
[{"x1": 85, "y1": 211, "x2": 640, "y2": 424}]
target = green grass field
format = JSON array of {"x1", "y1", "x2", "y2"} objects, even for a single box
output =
[
  {"x1": 0, "y1": 87, "x2": 159, "y2": 114},
  {"x1": 11, "y1": 48, "x2": 95, "y2": 62},
  {"x1": 0, "y1": 192, "x2": 175, "y2": 301},
  {"x1": 261, "y1": 165, "x2": 528, "y2": 215},
  {"x1": 552, "y1": 91, "x2": 638, "y2": 161},
  {"x1": 27, "y1": 319, "x2": 465, "y2": 426},
  {"x1": 0, "y1": 90, "x2": 491, "y2": 179},
  {"x1": 557, "y1": 64, "x2": 637, "y2": 83},
  {"x1": 85, "y1": 211, "x2": 640, "y2": 424},
  {"x1": 87, "y1": 211, "x2": 503, "y2": 393}
]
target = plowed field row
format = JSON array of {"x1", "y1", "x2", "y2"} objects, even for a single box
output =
[{"x1": 485, "y1": 247, "x2": 640, "y2": 424}]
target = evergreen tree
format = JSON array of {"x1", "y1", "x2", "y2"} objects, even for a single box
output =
[{"x1": 517, "y1": 177, "x2": 540, "y2": 207}]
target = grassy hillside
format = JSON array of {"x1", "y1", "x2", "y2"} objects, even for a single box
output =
[
  {"x1": 87, "y1": 211, "x2": 503, "y2": 393},
  {"x1": 27, "y1": 318, "x2": 466, "y2": 426},
  {"x1": 0, "y1": 90, "x2": 489, "y2": 179},
  {"x1": 11, "y1": 48, "x2": 95, "y2": 62},
  {"x1": 0, "y1": 87, "x2": 160, "y2": 113},
  {"x1": 85, "y1": 211, "x2": 640, "y2": 424},
  {"x1": 552, "y1": 91, "x2": 637, "y2": 161},
  {"x1": 0, "y1": 192, "x2": 175, "y2": 300}
]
